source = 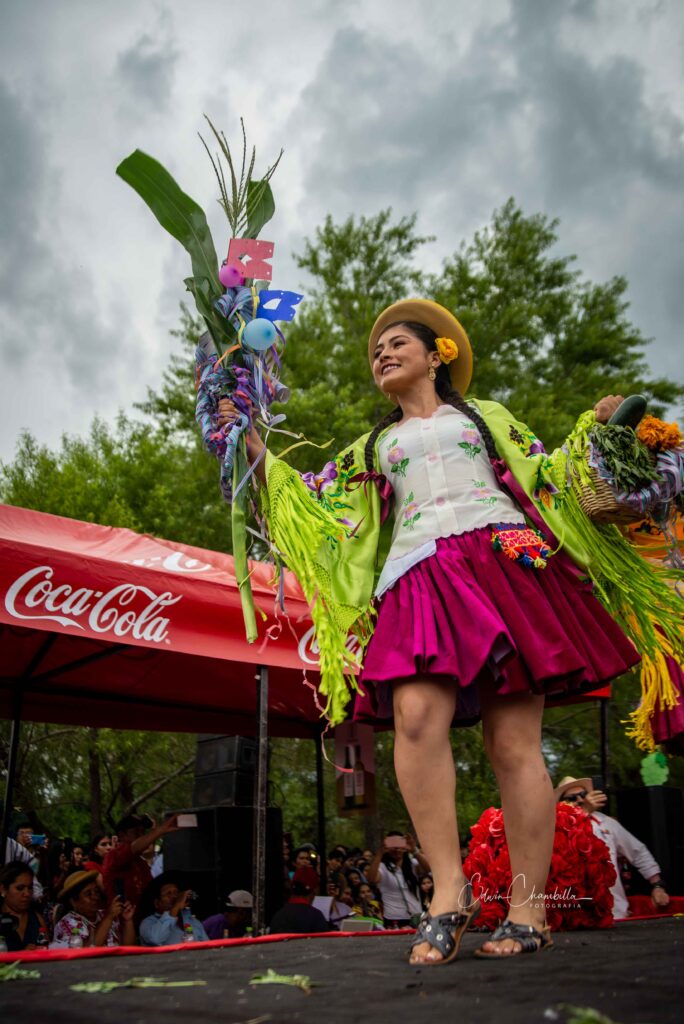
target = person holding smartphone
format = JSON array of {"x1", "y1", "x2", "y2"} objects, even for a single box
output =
[
  {"x1": 102, "y1": 814, "x2": 178, "y2": 913},
  {"x1": 365, "y1": 832, "x2": 428, "y2": 928}
]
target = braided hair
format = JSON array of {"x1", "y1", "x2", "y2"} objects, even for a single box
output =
[{"x1": 364, "y1": 321, "x2": 500, "y2": 471}]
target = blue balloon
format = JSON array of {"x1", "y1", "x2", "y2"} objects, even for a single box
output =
[{"x1": 242, "y1": 317, "x2": 278, "y2": 351}]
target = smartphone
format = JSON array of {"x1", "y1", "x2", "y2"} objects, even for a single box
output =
[
  {"x1": 591, "y1": 775, "x2": 605, "y2": 792},
  {"x1": 385, "y1": 836, "x2": 407, "y2": 850},
  {"x1": 114, "y1": 879, "x2": 125, "y2": 901},
  {"x1": 177, "y1": 813, "x2": 198, "y2": 828},
  {"x1": 30, "y1": 834, "x2": 46, "y2": 847}
]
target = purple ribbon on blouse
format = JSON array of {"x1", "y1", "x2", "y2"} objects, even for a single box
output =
[{"x1": 346, "y1": 470, "x2": 394, "y2": 526}]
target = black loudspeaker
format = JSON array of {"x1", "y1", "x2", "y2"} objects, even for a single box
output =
[
  {"x1": 614, "y1": 786, "x2": 684, "y2": 895},
  {"x1": 192, "y1": 736, "x2": 258, "y2": 807},
  {"x1": 163, "y1": 805, "x2": 284, "y2": 922}
]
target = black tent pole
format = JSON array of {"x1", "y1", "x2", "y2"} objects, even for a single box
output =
[
  {"x1": 600, "y1": 698, "x2": 609, "y2": 804},
  {"x1": 0, "y1": 685, "x2": 22, "y2": 866},
  {"x1": 315, "y1": 727, "x2": 326, "y2": 894},
  {"x1": 1, "y1": 633, "x2": 56, "y2": 866},
  {"x1": 252, "y1": 665, "x2": 269, "y2": 934}
]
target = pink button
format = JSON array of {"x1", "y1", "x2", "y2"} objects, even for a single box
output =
[
  {"x1": 428, "y1": 453, "x2": 439, "y2": 462},
  {"x1": 436, "y1": 497, "x2": 446, "y2": 506}
]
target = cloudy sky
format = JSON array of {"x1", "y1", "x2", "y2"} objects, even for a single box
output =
[{"x1": 1, "y1": 0, "x2": 683, "y2": 461}]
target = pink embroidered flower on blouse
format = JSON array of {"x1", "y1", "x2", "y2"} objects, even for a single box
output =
[
  {"x1": 404, "y1": 502, "x2": 418, "y2": 519},
  {"x1": 388, "y1": 446, "x2": 405, "y2": 464},
  {"x1": 462, "y1": 428, "x2": 480, "y2": 445}
]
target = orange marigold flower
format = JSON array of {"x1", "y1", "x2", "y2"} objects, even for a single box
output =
[
  {"x1": 435, "y1": 336, "x2": 459, "y2": 364},
  {"x1": 636, "y1": 415, "x2": 683, "y2": 451}
]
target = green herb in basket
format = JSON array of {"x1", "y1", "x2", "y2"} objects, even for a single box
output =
[{"x1": 588, "y1": 424, "x2": 661, "y2": 494}]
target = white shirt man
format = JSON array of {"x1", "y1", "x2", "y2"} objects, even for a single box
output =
[{"x1": 554, "y1": 775, "x2": 669, "y2": 919}]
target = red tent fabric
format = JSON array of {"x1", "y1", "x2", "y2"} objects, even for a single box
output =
[{"x1": 0, "y1": 504, "x2": 329, "y2": 737}]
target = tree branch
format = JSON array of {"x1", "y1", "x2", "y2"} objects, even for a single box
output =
[{"x1": 120, "y1": 757, "x2": 194, "y2": 816}]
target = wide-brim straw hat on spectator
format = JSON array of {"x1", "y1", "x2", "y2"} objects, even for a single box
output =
[
  {"x1": 58, "y1": 870, "x2": 100, "y2": 901},
  {"x1": 554, "y1": 776, "x2": 592, "y2": 801}
]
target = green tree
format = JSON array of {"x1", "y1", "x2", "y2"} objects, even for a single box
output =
[
  {"x1": 432, "y1": 198, "x2": 680, "y2": 447},
  {"x1": 0, "y1": 722, "x2": 194, "y2": 840},
  {"x1": 275, "y1": 210, "x2": 432, "y2": 470},
  {"x1": 0, "y1": 414, "x2": 228, "y2": 553}
]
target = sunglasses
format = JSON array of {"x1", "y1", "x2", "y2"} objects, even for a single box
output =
[{"x1": 563, "y1": 790, "x2": 588, "y2": 803}]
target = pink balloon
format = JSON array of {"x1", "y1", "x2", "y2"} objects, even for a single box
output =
[{"x1": 219, "y1": 263, "x2": 246, "y2": 289}]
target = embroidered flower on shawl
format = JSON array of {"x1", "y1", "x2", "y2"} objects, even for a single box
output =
[
  {"x1": 534, "y1": 480, "x2": 560, "y2": 510},
  {"x1": 300, "y1": 461, "x2": 338, "y2": 498},
  {"x1": 507, "y1": 424, "x2": 561, "y2": 510}
]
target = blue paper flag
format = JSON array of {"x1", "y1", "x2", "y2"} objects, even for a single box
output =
[{"x1": 257, "y1": 290, "x2": 304, "y2": 323}]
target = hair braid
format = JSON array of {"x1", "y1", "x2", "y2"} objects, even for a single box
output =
[
  {"x1": 364, "y1": 406, "x2": 402, "y2": 471},
  {"x1": 436, "y1": 370, "x2": 500, "y2": 463}
]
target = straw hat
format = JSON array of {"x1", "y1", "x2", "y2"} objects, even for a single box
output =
[
  {"x1": 57, "y1": 870, "x2": 100, "y2": 901},
  {"x1": 368, "y1": 299, "x2": 473, "y2": 396},
  {"x1": 554, "y1": 776, "x2": 592, "y2": 801}
]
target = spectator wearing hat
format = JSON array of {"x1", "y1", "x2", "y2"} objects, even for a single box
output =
[
  {"x1": 102, "y1": 813, "x2": 178, "y2": 912},
  {"x1": 138, "y1": 875, "x2": 209, "y2": 946},
  {"x1": 0, "y1": 861, "x2": 48, "y2": 951},
  {"x1": 51, "y1": 870, "x2": 135, "y2": 948},
  {"x1": 202, "y1": 890, "x2": 253, "y2": 939},
  {"x1": 269, "y1": 867, "x2": 330, "y2": 935},
  {"x1": 555, "y1": 775, "x2": 670, "y2": 919}
]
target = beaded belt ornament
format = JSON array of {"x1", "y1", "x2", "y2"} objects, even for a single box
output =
[{"x1": 491, "y1": 522, "x2": 552, "y2": 568}]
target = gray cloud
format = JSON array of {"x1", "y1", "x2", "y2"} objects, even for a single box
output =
[
  {"x1": 0, "y1": 75, "x2": 132, "y2": 398},
  {"x1": 291, "y1": 2, "x2": 684, "y2": 387},
  {"x1": 114, "y1": 14, "x2": 179, "y2": 115}
]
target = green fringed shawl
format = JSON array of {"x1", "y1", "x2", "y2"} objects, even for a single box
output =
[
  {"x1": 258, "y1": 435, "x2": 392, "y2": 725},
  {"x1": 259, "y1": 401, "x2": 683, "y2": 735}
]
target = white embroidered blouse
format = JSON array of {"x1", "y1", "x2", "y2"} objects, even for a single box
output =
[{"x1": 375, "y1": 405, "x2": 525, "y2": 597}]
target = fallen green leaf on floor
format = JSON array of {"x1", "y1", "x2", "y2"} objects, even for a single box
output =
[
  {"x1": 70, "y1": 977, "x2": 207, "y2": 993},
  {"x1": 0, "y1": 962, "x2": 41, "y2": 982},
  {"x1": 553, "y1": 1004, "x2": 655, "y2": 1024},
  {"x1": 249, "y1": 968, "x2": 312, "y2": 995}
]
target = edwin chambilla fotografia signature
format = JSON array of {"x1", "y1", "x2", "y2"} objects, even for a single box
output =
[{"x1": 466, "y1": 873, "x2": 593, "y2": 909}]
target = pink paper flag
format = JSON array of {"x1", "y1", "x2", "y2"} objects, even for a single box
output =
[{"x1": 227, "y1": 238, "x2": 275, "y2": 281}]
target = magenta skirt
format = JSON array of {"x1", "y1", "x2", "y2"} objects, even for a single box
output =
[{"x1": 354, "y1": 529, "x2": 640, "y2": 726}]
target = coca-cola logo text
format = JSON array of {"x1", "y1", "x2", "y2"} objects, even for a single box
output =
[
  {"x1": 5, "y1": 566, "x2": 181, "y2": 644},
  {"x1": 297, "y1": 625, "x2": 362, "y2": 667}
]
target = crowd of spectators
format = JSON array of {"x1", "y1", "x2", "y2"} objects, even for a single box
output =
[
  {"x1": 1, "y1": 786, "x2": 672, "y2": 952},
  {"x1": 274, "y1": 832, "x2": 431, "y2": 933},
  {"x1": 1, "y1": 814, "x2": 431, "y2": 951}
]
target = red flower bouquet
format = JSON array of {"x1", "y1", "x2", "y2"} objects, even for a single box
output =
[{"x1": 463, "y1": 805, "x2": 616, "y2": 932}]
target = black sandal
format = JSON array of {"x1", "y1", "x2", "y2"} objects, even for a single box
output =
[
  {"x1": 473, "y1": 918, "x2": 553, "y2": 958},
  {"x1": 408, "y1": 882, "x2": 481, "y2": 966}
]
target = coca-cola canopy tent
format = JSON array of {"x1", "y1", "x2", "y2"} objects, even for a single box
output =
[{"x1": 0, "y1": 503, "x2": 329, "y2": 738}]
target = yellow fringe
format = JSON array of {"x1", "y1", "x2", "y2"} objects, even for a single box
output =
[{"x1": 624, "y1": 634, "x2": 681, "y2": 751}]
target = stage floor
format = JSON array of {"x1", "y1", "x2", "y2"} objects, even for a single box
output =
[{"x1": 1, "y1": 918, "x2": 681, "y2": 1023}]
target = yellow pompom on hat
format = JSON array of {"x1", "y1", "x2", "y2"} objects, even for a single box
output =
[{"x1": 368, "y1": 298, "x2": 473, "y2": 396}]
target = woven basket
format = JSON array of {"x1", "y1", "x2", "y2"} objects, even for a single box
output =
[{"x1": 573, "y1": 470, "x2": 646, "y2": 525}]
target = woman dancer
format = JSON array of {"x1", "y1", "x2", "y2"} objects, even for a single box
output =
[{"x1": 218, "y1": 299, "x2": 676, "y2": 963}]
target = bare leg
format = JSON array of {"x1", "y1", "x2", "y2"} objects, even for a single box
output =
[
  {"x1": 393, "y1": 677, "x2": 466, "y2": 964},
  {"x1": 478, "y1": 681, "x2": 555, "y2": 955}
]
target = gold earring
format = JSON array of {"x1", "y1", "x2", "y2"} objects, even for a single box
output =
[{"x1": 428, "y1": 366, "x2": 437, "y2": 381}]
